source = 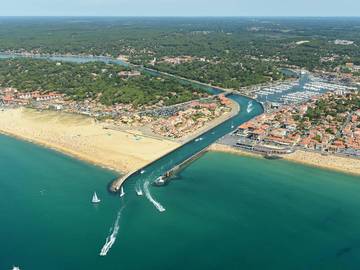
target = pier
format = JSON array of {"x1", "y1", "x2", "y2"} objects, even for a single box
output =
[
  {"x1": 111, "y1": 146, "x2": 210, "y2": 192},
  {"x1": 109, "y1": 93, "x2": 262, "y2": 193},
  {"x1": 0, "y1": 52, "x2": 262, "y2": 193},
  {"x1": 156, "y1": 148, "x2": 209, "y2": 184},
  {"x1": 110, "y1": 95, "x2": 242, "y2": 192},
  {"x1": 111, "y1": 172, "x2": 133, "y2": 192}
]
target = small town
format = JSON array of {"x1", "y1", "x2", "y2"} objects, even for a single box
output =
[
  {"x1": 2, "y1": 11, "x2": 360, "y2": 270},
  {"x1": 233, "y1": 91, "x2": 360, "y2": 157},
  {"x1": 0, "y1": 87, "x2": 233, "y2": 139}
]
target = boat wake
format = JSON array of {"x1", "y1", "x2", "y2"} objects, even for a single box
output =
[
  {"x1": 143, "y1": 181, "x2": 166, "y2": 212},
  {"x1": 135, "y1": 183, "x2": 143, "y2": 196},
  {"x1": 246, "y1": 101, "x2": 254, "y2": 113},
  {"x1": 99, "y1": 205, "x2": 125, "y2": 256}
]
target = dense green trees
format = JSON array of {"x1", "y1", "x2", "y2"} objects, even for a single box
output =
[
  {"x1": 0, "y1": 59, "x2": 206, "y2": 106},
  {"x1": 304, "y1": 93, "x2": 360, "y2": 124},
  {"x1": 0, "y1": 17, "x2": 359, "y2": 89}
]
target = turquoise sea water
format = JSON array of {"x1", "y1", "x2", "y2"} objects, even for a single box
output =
[{"x1": 1, "y1": 135, "x2": 360, "y2": 270}]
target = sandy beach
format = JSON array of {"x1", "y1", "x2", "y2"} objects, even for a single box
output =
[
  {"x1": 210, "y1": 143, "x2": 360, "y2": 176},
  {"x1": 0, "y1": 105, "x2": 238, "y2": 175},
  {"x1": 0, "y1": 108, "x2": 180, "y2": 173}
]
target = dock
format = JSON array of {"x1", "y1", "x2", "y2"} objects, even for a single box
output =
[
  {"x1": 156, "y1": 148, "x2": 209, "y2": 184},
  {"x1": 110, "y1": 172, "x2": 133, "y2": 192}
]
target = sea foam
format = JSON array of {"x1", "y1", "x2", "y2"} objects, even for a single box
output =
[{"x1": 143, "y1": 181, "x2": 166, "y2": 212}]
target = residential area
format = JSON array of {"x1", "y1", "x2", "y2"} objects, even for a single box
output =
[
  {"x1": 232, "y1": 91, "x2": 360, "y2": 157},
  {"x1": 0, "y1": 87, "x2": 233, "y2": 139}
]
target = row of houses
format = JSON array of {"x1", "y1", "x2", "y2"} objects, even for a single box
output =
[
  {"x1": 234, "y1": 91, "x2": 360, "y2": 156},
  {"x1": 1, "y1": 88, "x2": 63, "y2": 104}
]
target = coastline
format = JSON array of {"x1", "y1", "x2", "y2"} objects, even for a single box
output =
[
  {"x1": 209, "y1": 144, "x2": 360, "y2": 176},
  {"x1": 0, "y1": 103, "x2": 238, "y2": 178},
  {"x1": 0, "y1": 108, "x2": 180, "y2": 174},
  {"x1": 0, "y1": 129, "x2": 122, "y2": 173},
  {"x1": 110, "y1": 99, "x2": 240, "y2": 190}
]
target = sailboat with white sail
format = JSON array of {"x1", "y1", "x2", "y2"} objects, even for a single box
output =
[{"x1": 92, "y1": 192, "x2": 101, "y2": 203}]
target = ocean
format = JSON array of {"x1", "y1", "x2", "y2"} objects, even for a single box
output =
[{"x1": 1, "y1": 134, "x2": 360, "y2": 270}]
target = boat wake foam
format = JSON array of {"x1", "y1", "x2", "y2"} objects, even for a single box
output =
[
  {"x1": 99, "y1": 205, "x2": 125, "y2": 256},
  {"x1": 246, "y1": 101, "x2": 254, "y2": 113},
  {"x1": 135, "y1": 183, "x2": 143, "y2": 196},
  {"x1": 143, "y1": 181, "x2": 166, "y2": 212}
]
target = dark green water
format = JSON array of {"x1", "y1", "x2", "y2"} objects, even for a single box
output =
[{"x1": 1, "y1": 135, "x2": 360, "y2": 270}]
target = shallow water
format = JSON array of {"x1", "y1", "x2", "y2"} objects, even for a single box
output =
[{"x1": 1, "y1": 135, "x2": 360, "y2": 270}]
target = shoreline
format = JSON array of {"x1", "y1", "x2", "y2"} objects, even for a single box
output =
[
  {"x1": 0, "y1": 103, "x2": 239, "y2": 181},
  {"x1": 110, "y1": 99, "x2": 240, "y2": 191},
  {"x1": 209, "y1": 144, "x2": 360, "y2": 176},
  {"x1": 0, "y1": 108, "x2": 180, "y2": 174},
  {"x1": 0, "y1": 129, "x2": 123, "y2": 174}
]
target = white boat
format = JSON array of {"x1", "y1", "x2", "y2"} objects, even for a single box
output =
[
  {"x1": 12, "y1": 267, "x2": 20, "y2": 270},
  {"x1": 195, "y1": 137, "x2": 204, "y2": 142},
  {"x1": 140, "y1": 170, "x2": 145, "y2": 174},
  {"x1": 120, "y1": 186, "x2": 125, "y2": 197},
  {"x1": 246, "y1": 101, "x2": 254, "y2": 113},
  {"x1": 92, "y1": 192, "x2": 101, "y2": 203},
  {"x1": 154, "y1": 176, "x2": 165, "y2": 186},
  {"x1": 135, "y1": 185, "x2": 143, "y2": 196}
]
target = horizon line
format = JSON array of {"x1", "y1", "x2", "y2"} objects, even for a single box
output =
[{"x1": 1, "y1": 15, "x2": 360, "y2": 18}]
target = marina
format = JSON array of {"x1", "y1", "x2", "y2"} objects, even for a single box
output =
[
  {"x1": 2, "y1": 14, "x2": 360, "y2": 270},
  {"x1": 1, "y1": 52, "x2": 360, "y2": 270},
  {"x1": 254, "y1": 72, "x2": 357, "y2": 105}
]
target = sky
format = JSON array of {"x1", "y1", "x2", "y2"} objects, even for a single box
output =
[{"x1": 1, "y1": 0, "x2": 360, "y2": 17}]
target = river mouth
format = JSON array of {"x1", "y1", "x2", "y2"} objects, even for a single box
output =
[
  {"x1": 2, "y1": 134, "x2": 360, "y2": 270},
  {"x1": 0, "y1": 52, "x2": 265, "y2": 192},
  {"x1": 1, "y1": 53, "x2": 360, "y2": 270}
]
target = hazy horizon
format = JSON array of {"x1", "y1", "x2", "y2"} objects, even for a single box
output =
[
  {"x1": 1, "y1": 15, "x2": 360, "y2": 18},
  {"x1": 1, "y1": 0, "x2": 360, "y2": 17}
]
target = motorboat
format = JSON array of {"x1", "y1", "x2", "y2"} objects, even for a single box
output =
[
  {"x1": 154, "y1": 176, "x2": 166, "y2": 186},
  {"x1": 120, "y1": 186, "x2": 125, "y2": 197}
]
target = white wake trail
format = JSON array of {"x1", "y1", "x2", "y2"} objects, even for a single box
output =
[
  {"x1": 135, "y1": 183, "x2": 143, "y2": 196},
  {"x1": 99, "y1": 205, "x2": 125, "y2": 256},
  {"x1": 143, "y1": 181, "x2": 166, "y2": 212},
  {"x1": 246, "y1": 101, "x2": 254, "y2": 113}
]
